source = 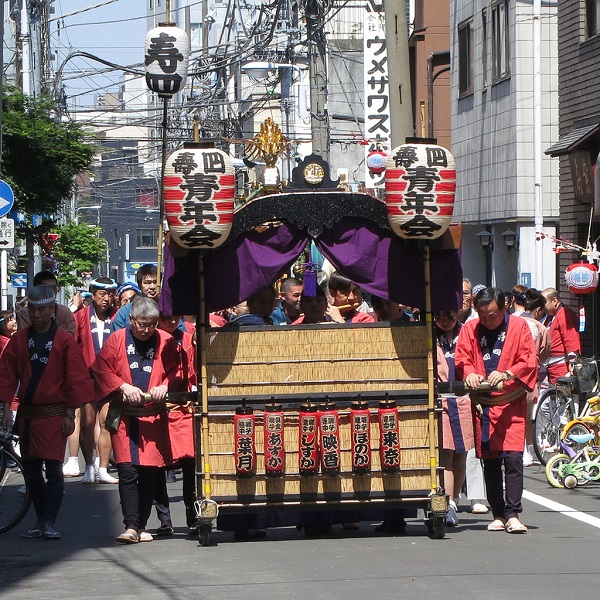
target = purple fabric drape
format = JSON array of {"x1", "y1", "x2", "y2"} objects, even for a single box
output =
[{"x1": 159, "y1": 218, "x2": 462, "y2": 315}]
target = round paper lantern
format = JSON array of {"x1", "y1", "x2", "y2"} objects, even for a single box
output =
[
  {"x1": 144, "y1": 23, "x2": 190, "y2": 97},
  {"x1": 565, "y1": 262, "x2": 599, "y2": 295},
  {"x1": 164, "y1": 142, "x2": 235, "y2": 250},
  {"x1": 366, "y1": 150, "x2": 387, "y2": 174},
  {"x1": 384, "y1": 142, "x2": 455, "y2": 239}
]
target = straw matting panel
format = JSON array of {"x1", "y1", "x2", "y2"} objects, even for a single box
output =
[
  {"x1": 203, "y1": 405, "x2": 439, "y2": 499},
  {"x1": 206, "y1": 325, "x2": 429, "y2": 397}
]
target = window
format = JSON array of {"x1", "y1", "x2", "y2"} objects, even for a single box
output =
[
  {"x1": 587, "y1": 0, "x2": 600, "y2": 37},
  {"x1": 482, "y1": 9, "x2": 488, "y2": 88},
  {"x1": 136, "y1": 228, "x2": 158, "y2": 248},
  {"x1": 113, "y1": 228, "x2": 120, "y2": 250},
  {"x1": 458, "y1": 19, "x2": 473, "y2": 96},
  {"x1": 491, "y1": 0, "x2": 510, "y2": 82}
]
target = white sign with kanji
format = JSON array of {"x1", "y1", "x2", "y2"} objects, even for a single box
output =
[{"x1": 0, "y1": 218, "x2": 15, "y2": 249}]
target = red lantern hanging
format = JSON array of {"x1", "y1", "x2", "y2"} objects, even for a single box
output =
[
  {"x1": 350, "y1": 400, "x2": 371, "y2": 474},
  {"x1": 384, "y1": 141, "x2": 455, "y2": 239},
  {"x1": 378, "y1": 399, "x2": 401, "y2": 472},
  {"x1": 298, "y1": 403, "x2": 319, "y2": 476},
  {"x1": 366, "y1": 150, "x2": 388, "y2": 174},
  {"x1": 234, "y1": 406, "x2": 255, "y2": 478},
  {"x1": 263, "y1": 403, "x2": 285, "y2": 477},
  {"x1": 164, "y1": 142, "x2": 235, "y2": 250},
  {"x1": 565, "y1": 261, "x2": 598, "y2": 333},
  {"x1": 144, "y1": 23, "x2": 190, "y2": 97},
  {"x1": 565, "y1": 262, "x2": 599, "y2": 295},
  {"x1": 318, "y1": 401, "x2": 341, "y2": 475}
]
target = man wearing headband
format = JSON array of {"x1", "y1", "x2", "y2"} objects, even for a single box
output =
[
  {"x1": 117, "y1": 282, "x2": 141, "y2": 308},
  {"x1": 0, "y1": 285, "x2": 93, "y2": 540},
  {"x1": 16, "y1": 270, "x2": 76, "y2": 335},
  {"x1": 72, "y1": 278, "x2": 120, "y2": 484}
]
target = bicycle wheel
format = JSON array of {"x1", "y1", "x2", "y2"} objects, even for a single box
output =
[
  {"x1": 545, "y1": 453, "x2": 571, "y2": 488},
  {"x1": 533, "y1": 389, "x2": 574, "y2": 466},
  {"x1": 0, "y1": 447, "x2": 31, "y2": 534}
]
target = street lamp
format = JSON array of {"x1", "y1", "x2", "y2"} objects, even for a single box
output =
[
  {"x1": 75, "y1": 205, "x2": 101, "y2": 225},
  {"x1": 477, "y1": 229, "x2": 494, "y2": 251},
  {"x1": 502, "y1": 229, "x2": 519, "y2": 252}
]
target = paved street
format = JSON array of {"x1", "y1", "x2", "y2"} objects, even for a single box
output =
[{"x1": 1, "y1": 464, "x2": 599, "y2": 600}]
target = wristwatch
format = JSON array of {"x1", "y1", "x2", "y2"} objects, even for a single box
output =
[{"x1": 504, "y1": 371, "x2": 514, "y2": 381}]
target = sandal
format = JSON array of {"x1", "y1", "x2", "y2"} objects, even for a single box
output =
[
  {"x1": 116, "y1": 528, "x2": 139, "y2": 544},
  {"x1": 505, "y1": 517, "x2": 528, "y2": 534},
  {"x1": 139, "y1": 531, "x2": 154, "y2": 542},
  {"x1": 487, "y1": 518, "x2": 507, "y2": 532}
]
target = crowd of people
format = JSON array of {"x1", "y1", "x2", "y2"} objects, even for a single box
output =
[{"x1": 0, "y1": 265, "x2": 582, "y2": 541}]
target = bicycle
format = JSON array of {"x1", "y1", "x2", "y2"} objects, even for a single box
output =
[
  {"x1": 0, "y1": 430, "x2": 31, "y2": 534},
  {"x1": 532, "y1": 355, "x2": 599, "y2": 466}
]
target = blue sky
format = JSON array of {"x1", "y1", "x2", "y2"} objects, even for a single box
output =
[{"x1": 51, "y1": 0, "x2": 148, "y2": 107}]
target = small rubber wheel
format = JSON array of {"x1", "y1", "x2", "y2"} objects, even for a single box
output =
[
  {"x1": 199, "y1": 524, "x2": 212, "y2": 547},
  {"x1": 564, "y1": 474, "x2": 578, "y2": 489}
]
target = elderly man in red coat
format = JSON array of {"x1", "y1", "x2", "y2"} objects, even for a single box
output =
[
  {"x1": 0, "y1": 285, "x2": 94, "y2": 540},
  {"x1": 455, "y1": 287, "x2": 538, "y2": 534},
  {"x1": 92, "y1": 296, "x2": 185, "y2": 544}
]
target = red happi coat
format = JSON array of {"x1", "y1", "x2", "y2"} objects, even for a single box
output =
[
  {"x1": 168, "y1": 330, "x2": 196, "y2": 461},
  {"x1": 455, "y1": 315, "x2": 538, "y2": 456},
  {"x1": 0, "y1": 327, "x2": 93, "y2": 461},
  {"x1": 547, "y1": 304, "x2": 581, "y2": 382},
  {"x1": 92, "y1": 328, "x2": 185, "y2": 467},
  {"x1": 74, "y1": 304, "x2": 117, "y2": 368}
]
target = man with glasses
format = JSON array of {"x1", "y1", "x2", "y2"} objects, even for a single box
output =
[{"x1": 92, "y1": 296, "x2": 184, "y2": 544}]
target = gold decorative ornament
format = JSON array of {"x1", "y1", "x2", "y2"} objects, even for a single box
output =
[{"x1": 303, "y1": 163, "x2": 325, "y2": 185}]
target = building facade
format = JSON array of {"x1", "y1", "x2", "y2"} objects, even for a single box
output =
[
  {"x1": 545, "y1": 0, "x2": 600, "y2": 354},
  {"x1": 450, "y1": 0, "x2": 559, "y2": 292}
]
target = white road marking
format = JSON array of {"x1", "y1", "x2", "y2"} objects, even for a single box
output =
[{"x1": 523, "y1": 489, "x2": 600, "y2": 529}]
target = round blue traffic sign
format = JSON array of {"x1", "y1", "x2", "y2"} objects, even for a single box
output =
[{"x1": 0, "y1": 180, "x2": 15, "y2": 218}]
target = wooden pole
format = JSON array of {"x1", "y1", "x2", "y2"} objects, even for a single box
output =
[
  {"x1": 156, "y1": 96, "x2": 168, "y2": 287},
  {"x1": 423, "y1": 243, "x2": 438, "y2": 489},
  {"x1": 197, "y1": 253, "x2": 212, "y2": 500}
]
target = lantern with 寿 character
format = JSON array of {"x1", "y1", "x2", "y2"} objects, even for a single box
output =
[
  {"x1": 144, "y1": 23, "x2": 190, "y2": 97},
  {"x1": 384, "y1": 141, "x2": 455, "y2": 239},
  {"x1": 163, "y1": 142, "x2": 235, "y2": 250}
]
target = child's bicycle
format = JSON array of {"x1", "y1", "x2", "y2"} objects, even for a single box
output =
[
  {"x1": 545, "y1": 397, "x2": 600, "y2": 489},
  {"x1": 533, "y1": 355, "x2": 600, "y2": 466},
  {"x1": 0, "y1": 430, "x2": 31, "y2": 534}
]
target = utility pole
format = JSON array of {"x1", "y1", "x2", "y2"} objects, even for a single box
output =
[
  {"x1": 306, "y1": 0, "x2": 330, "y2": 162},
  {"x1": 384, "y1": 1, "x2": 413, "y2": 146}
]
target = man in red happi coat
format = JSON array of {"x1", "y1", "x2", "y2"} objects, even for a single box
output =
[
  {"x1": 92, "y1": 296, "x2": 185, "y2": 544},
  {"x1": 542, "y1": 288, "x2": 581, "y2": 383},
  {"x1": 0, "y1": 285, "x2": 94, "y2": 540},
  {"x1": 73, "y1": 277, "x2": 119, "y2": 484},
  {"x1": 455, "y1": 287, "x2": 538, "y2": 534}
]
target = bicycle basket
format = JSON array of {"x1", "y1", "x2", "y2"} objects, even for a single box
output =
[{"x1": 574, "y1": 357, "x2": 599, "y2": 394}]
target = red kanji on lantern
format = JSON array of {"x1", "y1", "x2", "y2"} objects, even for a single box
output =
[
  {"x1": 298, "y1": 403, "x2": 319, "y2": 476},
  {"x1": 234, "y1": 406, "x2": 255, "y2": 478},
  {"x1": 385, "y1": 141, "x2": 455, "y2": 239},
  {"x1": 164, "y1": 142, "x2": 235, "y2": 250}
]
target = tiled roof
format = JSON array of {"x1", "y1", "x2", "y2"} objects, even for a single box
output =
[{"x1": 545, "y1": 123, "x2": 600, "y2": 156}]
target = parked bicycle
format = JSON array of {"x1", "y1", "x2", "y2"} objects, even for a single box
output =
[
  {"x1": 532, "y1": 355, "x2": 600, "y2": 466},
  {"x1": 545, "y1": 408, "x2": 600, "y2": 489},
  {"x1": 0, "y1": 430, "x2": 31, "y2": 534}
]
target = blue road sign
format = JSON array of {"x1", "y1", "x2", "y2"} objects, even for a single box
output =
[
  {"x1": 11, "y1": 273, "x2": 27, "y2": 288},
  {"x1": 0, "y1": 181, "x2": 15, "y2": 218}
]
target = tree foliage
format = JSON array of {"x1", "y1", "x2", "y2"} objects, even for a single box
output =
[
  {"x1": 1, "y1": 86, "x2": 95, "y2": 218},
  {"x1": 51, "y1": 222, "x2": 108, "y2": 287}
]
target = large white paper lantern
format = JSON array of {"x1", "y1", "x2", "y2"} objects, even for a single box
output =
[
  {"x1": 144, "y1": 23, "x2": 190, "y2": 97},
  {"x1": 385, "y1": 142, "x2": 456, "y2": 239},
  {"x1": 164, "y1": 143, "x2": 235, "y2": 250}
]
